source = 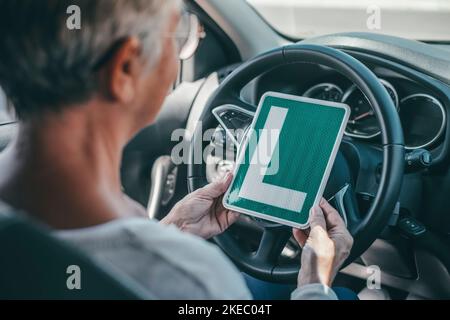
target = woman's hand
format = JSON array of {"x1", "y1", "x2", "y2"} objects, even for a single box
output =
[
  {"x1": 293, "y1": 199, "x2": 354, "y2": 287},
  {"x1": 161, "y1": 173, "x2": 239, "y2": 239}
]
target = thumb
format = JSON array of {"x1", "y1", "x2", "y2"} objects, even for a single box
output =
[
  {"x1": 293, "y1": 228, "x2": 309, "y2": 248},
  {"x1": 198, "y1": 172, "x2": 233, "y2": 198},
  {"x1": 309, "y1": 206, "x2": 327, "y2": 231}
]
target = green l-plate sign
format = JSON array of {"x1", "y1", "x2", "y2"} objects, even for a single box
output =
[{"x1": 223, "y1": 92, "x2": 350, "y2": 229}]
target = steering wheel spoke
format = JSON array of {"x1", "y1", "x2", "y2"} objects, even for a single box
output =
[
  {"x1": 221, "y1": 96, "x2": 257, "y2": 114},
  {"x1": 253, "y1": 226, "x2": 292, "y2": 264},
  {"x1": 212, "y1": 101, "x2": 255, "y2": 147},
  {"x1": 328, "y1": 184, "x2": 361, "y2": 234}
]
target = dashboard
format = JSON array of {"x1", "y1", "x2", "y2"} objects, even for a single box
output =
[
  {"x1": 303, "y1": 79, "x2": 446, "y2": 150},
  {"x1": 246, "y1": 53, "x2": 450, "y2": 163}
]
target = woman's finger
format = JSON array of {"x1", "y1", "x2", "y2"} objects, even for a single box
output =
[
  {"x1": 199, "y1": 173, "x2": 233, "y2": 198},
  {"x1": 293, "y1": 228, "x2": 309, "y2": 248},
  {"x1": 320, "y1": 198, "x2": 346, "y2": 229},
  {"x1": 309, "y1": 206, "x2": 327, "y2": 231}
]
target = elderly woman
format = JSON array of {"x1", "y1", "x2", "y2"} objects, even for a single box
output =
[{"x1": 0, "y1": 0, "x2": 353, "y2": 300}]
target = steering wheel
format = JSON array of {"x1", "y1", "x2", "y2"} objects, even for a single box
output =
[{"x1": 188, "y1": 44, "x2": 405, "y2": 283}]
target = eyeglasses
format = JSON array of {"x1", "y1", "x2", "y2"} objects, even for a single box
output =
[
  {"x1": 172, "y1": 11, "x2": 205, "y2": 60},
  {"x1": 92, "y1": 11, "x2": 205, "y2": 71}
]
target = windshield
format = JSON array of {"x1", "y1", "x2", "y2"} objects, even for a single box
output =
[{"x1": 247, "y1": 0, "x2": 450, "y2": 41}]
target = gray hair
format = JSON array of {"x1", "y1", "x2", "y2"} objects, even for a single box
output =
[{"x1": 0, "y1": 0, "x2": 180, "y2": 119}]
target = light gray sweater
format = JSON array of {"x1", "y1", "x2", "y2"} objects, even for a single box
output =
[{"x1": 56, "y1": 218, "x2": 337, "y2": 300}]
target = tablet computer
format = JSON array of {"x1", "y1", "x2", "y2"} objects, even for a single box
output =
[{"x1": 223, "y1": 91, "x2": 350, "y2": 229}]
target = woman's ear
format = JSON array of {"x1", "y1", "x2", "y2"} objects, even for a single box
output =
[{"x1": 102, "y1": 37, "x2": 142, "y2": 104}]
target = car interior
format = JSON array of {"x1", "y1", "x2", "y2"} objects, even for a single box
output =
[{"x1": 1, "y1": 0, "x2": 450, "y2": 300}]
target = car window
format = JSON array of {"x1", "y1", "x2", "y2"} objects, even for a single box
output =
[{"x1": 247, "y1": 0, "x2": 450, "y2": 41}]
